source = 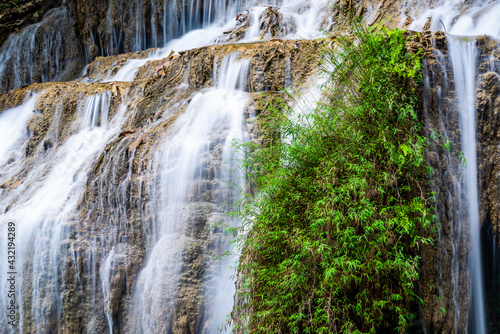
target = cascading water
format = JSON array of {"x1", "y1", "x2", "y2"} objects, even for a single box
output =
[
  {"x1": 1, "y1": 0, "x2": 333, "y2": 91},
  {"x1": 129, "y1": 52, "x2": 249, "y2": 333},
  {"x1": 104, "y1": 0, "x2": 331, "y2": 82},
  {"x1": 0, "y1": 1, "x2": 332, "y2": 333},
  {"x1": 86, "y1": 0, "x2": 241, "y2": 57},
  {"x1": 0, "y1": 91, "x2": 126, "y2": 333},
  {"x1": 0, "y1": 94, "x2": 39, "y2": 331}
]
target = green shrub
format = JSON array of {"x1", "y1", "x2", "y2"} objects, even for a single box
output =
[{"x1": 231, "y1": 25, "x2": 433, "y2": 334}]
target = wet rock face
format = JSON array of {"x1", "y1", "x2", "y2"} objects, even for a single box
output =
[
  {"x1": 477, "y1": 38, "x2": 500, "y2": 241},
  {"x1": 475, "y1": 37, "x2": 500, "y2": 332},
  {"x1": 134, "y1": 40, "x2": 319, "y2": 97},
  {"x1": 69, "y1": 0, "x2": 146, "y2": 59},
  {"x1": 0, "y1": 7, "x2": 85, "y2": 94},
  {"x1": 0, "y1": 0, "x2": 62, "y2": 48}
]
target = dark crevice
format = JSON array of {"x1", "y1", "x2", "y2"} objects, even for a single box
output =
[{"x1": 480, "y1": 218, "x2": 500, "y2": 333}]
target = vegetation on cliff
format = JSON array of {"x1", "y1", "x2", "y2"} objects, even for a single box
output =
[{"x1": 232, "y1": 25, "x2": 433, "y2": 333}]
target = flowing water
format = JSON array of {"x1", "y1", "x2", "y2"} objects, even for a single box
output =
[
  {"x1": 103, "y1": 0, "x2": 331, "y2": 82},
  {"x1": 447, "y1": 36, "x2": 485, "y2": 334},
  {"x1": 0, "y1": 94, "x2": 40, "y2": 331},
  {"x1": 128, "y1": 53, "x2": 250, "y2": 333},
  {"x1": 82, "y1": 0, "x2": 248, "y2": 57},
  {"x1": 0, "y1": 1, "x2": 333, "y2": 333}
]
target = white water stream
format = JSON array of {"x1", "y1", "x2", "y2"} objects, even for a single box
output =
[
  {"x1": 127, "y1": 52, "x2": 249, "y2": 333},
  {"x1": 447, "y1": 36, "x2": 486, "y2": 334},
  {"x1": 0, "y1": 95, "x2": 39, "y2": 331},
  {"x1": 0, "y1": 92, "x2": 126, "y2": 333}
]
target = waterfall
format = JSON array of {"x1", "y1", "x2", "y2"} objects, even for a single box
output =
[
  {"x1": 0, "y1": 95, "x2": 39, "y2": 331},
  {"x1": 105, "y1": 0, "x2": 330, "y2": 83},
  {"x1": 409, "y1": 0, "x2": 500, "y2": 331},
  {"x1": 1, "y1": 0, "x2": 332, "y2": 88},
  {"x1": 82, "y1": 93, "x2": 112, "y2": 129},
  {"x1": 0, "y1": 91, "x2": 125, "y2": 333},
  {"x1": 447, "y1": 35, "x2": 486, "y2": 334},
  {"x1": 90, "y1": 0, "x2": 255, "y2": 57}
]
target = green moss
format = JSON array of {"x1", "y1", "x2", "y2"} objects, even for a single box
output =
[{"x1": 231, "y1": 25, "x2": 433, "y2": 333}]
